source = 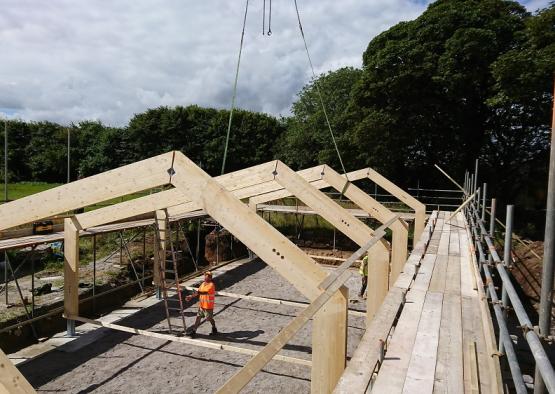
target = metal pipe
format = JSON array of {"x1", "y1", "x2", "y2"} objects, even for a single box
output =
[
  {"x1": 31, "y1": 257, "x2": 35, "y2": 318},
  {"x1": 481, "y1": 261, "x2": 527, "y2": 393},
  {"x1": 92, "y1": 234, "x2": 96, "y2": 313},
  {"x1": 488, "y1": 198, "x2": 496, "y2": 266},
  {"x1": 66, "y1": 127, "x2": 71, "y2": 184},
  {"x1": 119, "y1": 231, "x2": 123, "y2": 265},
  {"x1": 434, "y1": 164, "x2": 465, "y2": 192},
  {"x1": 4, "y1": 119, "x2": 7, "y2": 202},
  {"x1": 529, "y1": 329, "x2": 555, "y2": 393},
  {"x1": 4, "y1": 251, "x2": 7, "y2": 305},
  {"x1": 501, "y1": 205, "x2": 514, "y2": 328},
  {"x1": 5, "y1": 254, "x2": 38, "y2": 339},
  {"x1": 464, "y1": 171, "x2": 469, "y2": 196},
  {"x1": 470, "y1": 206, "x2": 555, "y2": 390},
  {"x1": 474, "y1": 158, "x2": 479, "y2": 194},
  {"x1": 475, "y1": 188, "x2": 481, "y2": 227},
  {"x1": 481, "y1": 183, "x2": 487, "y2": 222},
  {"x1": 119, "y1": 232, "x2": 144, "y2": 293},
  {"x1": 535, "y1": 79, "x2": 555, "y2": 394}
]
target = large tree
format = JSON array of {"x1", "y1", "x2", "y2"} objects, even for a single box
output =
[
  {"x1": 276, "y1": 67, "x2": 362, "y2": 171},
  {"x1": 349, "y1": 0, "x2": 530, "y2": 185},
  {"x1": 126, "y1": 105, "x2": 284, "y2": 175}
]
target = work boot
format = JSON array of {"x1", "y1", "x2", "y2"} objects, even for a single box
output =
[
  {"x1": 186, "y1": 329, "x2": 196, "y2": 339},
  {"x1": 209, "y1": 326, "x2": 218, "y2": 336}
]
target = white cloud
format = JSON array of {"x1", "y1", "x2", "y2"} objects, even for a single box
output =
[{"x1": 0, "y1": 0, "x2": 550, "y2": 126}]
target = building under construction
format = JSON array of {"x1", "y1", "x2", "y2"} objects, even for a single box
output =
[{"x1": 0, "y1": 151, "x2": 554, "y2": 393}]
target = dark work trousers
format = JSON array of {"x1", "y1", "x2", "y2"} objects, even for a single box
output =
[{"x1": 359, "y1": 275, "x2": 368, "y2": 296}]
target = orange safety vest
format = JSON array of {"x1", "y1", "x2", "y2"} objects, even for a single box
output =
[{"x1": 198, "y1": 282, "x2": 215, "y2": 310}]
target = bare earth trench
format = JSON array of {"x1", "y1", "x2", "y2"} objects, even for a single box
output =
[{"x1": 18, "y1": 259, "x2": 367, "y2": 393}]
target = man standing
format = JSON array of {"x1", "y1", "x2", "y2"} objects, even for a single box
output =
[
  {"x1": 359, "y1": 254, "x2": 368, "y2": 298},
  {"x1": 186, "y1": 271, "x2": 217, "y2": 338}
]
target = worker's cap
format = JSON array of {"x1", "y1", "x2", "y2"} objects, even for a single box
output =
[{"x1": 204, "y1": 271, "x2": 213, "y2": 277}]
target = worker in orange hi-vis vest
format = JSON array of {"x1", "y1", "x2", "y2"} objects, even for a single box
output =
[{"x1": 185, "y1": 271, "x2": 217, "y2": 338}]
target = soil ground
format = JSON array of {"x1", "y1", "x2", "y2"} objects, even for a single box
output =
[
  {"x1": 510, "y1": 240, "x2": 555, "y2": 336},
  {"x1": 18, "y1": 258, "x2": 366, "y2": 393},
  {"x1": 0, "y1": 243, "x2": 145, "y2": 324}
]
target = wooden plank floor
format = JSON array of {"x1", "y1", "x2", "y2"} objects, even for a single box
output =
[{"x1": 368, "y1": 211, "x2": 500, "y2": 394}]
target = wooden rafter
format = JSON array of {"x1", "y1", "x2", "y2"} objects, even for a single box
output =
[
  {"x1": 347, "y1": 168, "x2": 426, "y2": 242},
  {"x1": 0, "y1": 152, "x2": 174, "y2": 231},
  {"x1": 249, "y1": 164, "x2": 409, "y2": 284}
]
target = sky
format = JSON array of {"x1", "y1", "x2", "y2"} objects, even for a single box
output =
[{"x1": 0, "y1": 0, "x2": 550, "y2": 127}]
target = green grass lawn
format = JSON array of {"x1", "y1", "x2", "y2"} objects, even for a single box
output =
[
  {"x1": 1, "y1": 182, "x2": 62, "y2": 202},
  {"x1": 1, "y1": 182, "x2": 159, "y2": 212}
]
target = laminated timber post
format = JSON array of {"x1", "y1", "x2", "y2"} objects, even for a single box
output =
[{"x1": 63, "y1": 217, "x2": 80, "y2": 335}]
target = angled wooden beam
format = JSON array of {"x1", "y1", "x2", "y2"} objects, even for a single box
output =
[
  {"x1": 273, "y1": 162, "x2": 385, "y2": 246},
  {"x1": 216, "y1": 228, "x2": 389, "y2": 394},
  {"x1": 77, "y1": 188, "x2": 183, "y2": 229},
  {"x1": 0, "y1": 152, "x2": 174, "y2": 231},
  {"x1": 318, "y1": 165, "x2": 408, "y2": 284},
  {"x1": 0, "y1": 347, "x2": 36, "y2": 393},
  {"x1": 63, "y1": 217, "x2": 81, "y2": 323},
  {"x1": 346, "y1": 168, "x2": 426, "y2": 243},
  {"x1": 168, "y1": 153, "x2": 350, "y2": 393},
  {"x1": 271, "y1": 162, "x2": 390, "y2": 281}
]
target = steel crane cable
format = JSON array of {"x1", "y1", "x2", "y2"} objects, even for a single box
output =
[
  {"x1": 293, "y1": 0, "x2": 349, "y2": 182},
  {"x1": 221, "y1": 0, "x2": 249, "y2": 175}
]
